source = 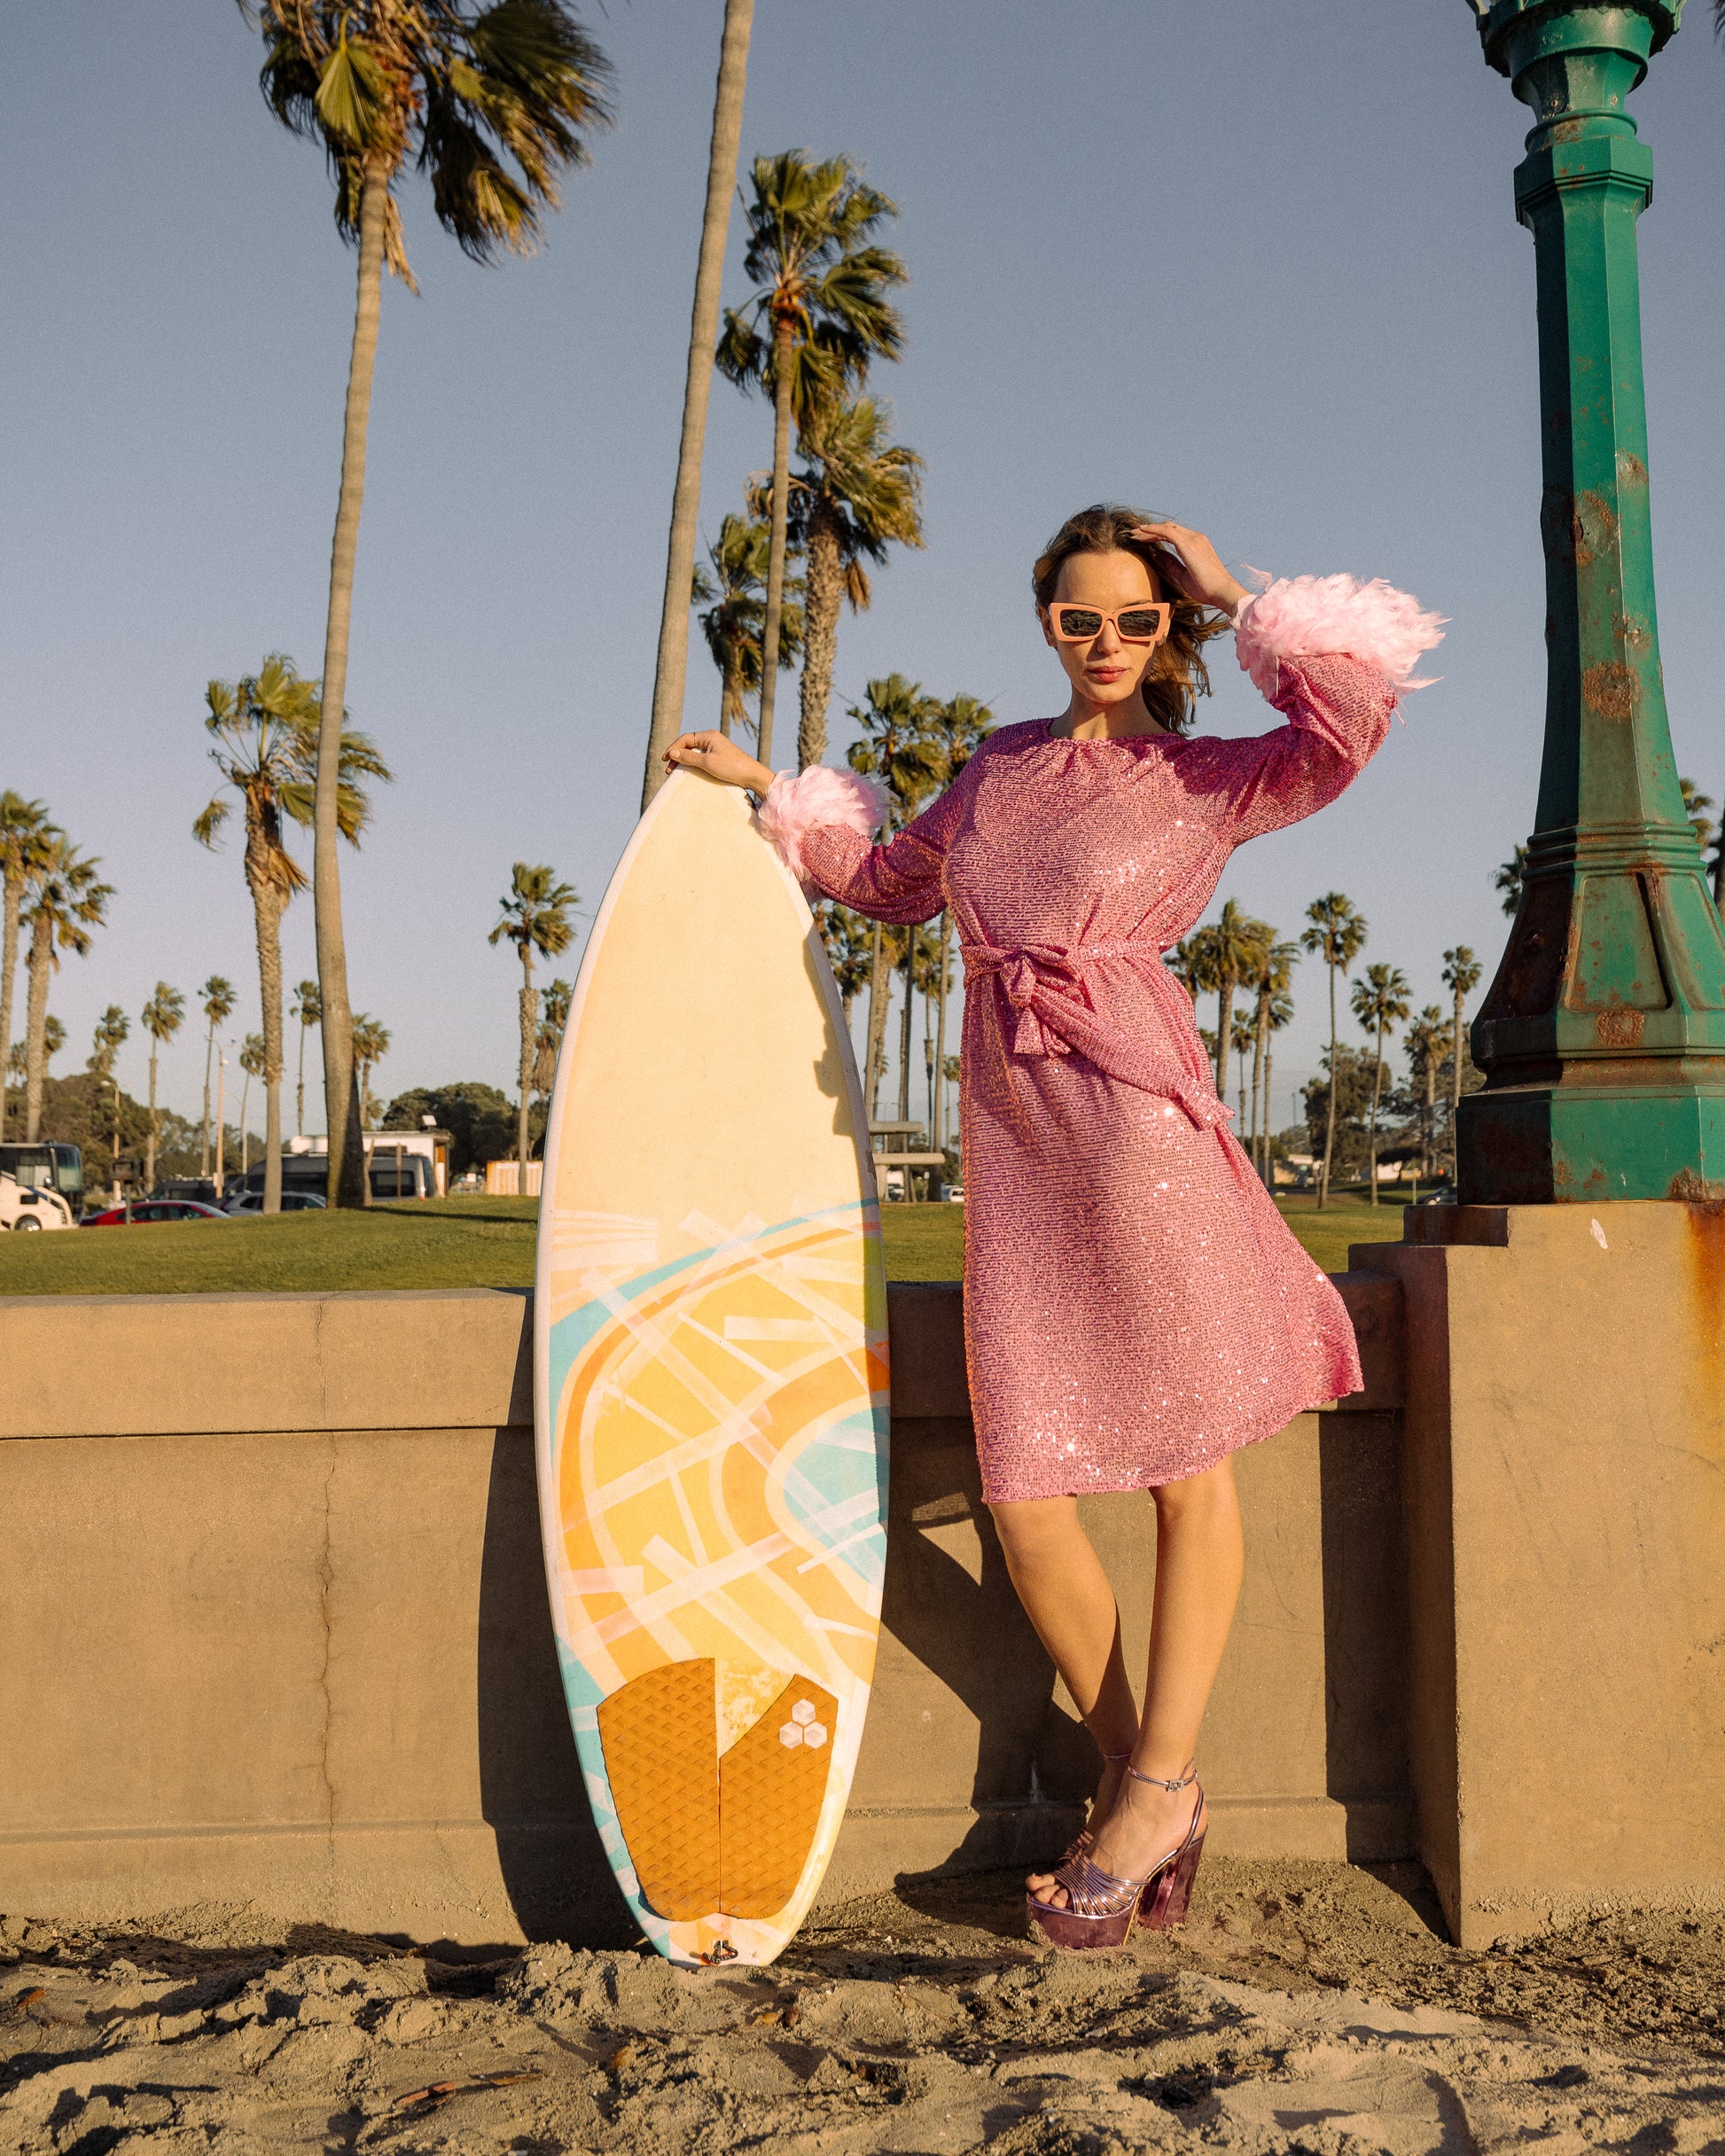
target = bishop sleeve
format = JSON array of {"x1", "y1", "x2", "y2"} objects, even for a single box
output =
[
  {"x1": 755, "y1": 763, "x2": 962, "y2": 926},
  {"x1": 1186, "y1": 574, "x2": 1447, "y2": 844}
]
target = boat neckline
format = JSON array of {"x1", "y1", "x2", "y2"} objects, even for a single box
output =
[{"x1": 1040, "y1": 716, "x2": 1184, "y2": 747}]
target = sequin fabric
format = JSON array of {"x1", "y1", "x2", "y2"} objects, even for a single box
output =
[{"x1": 798, "y1": 653, "x2": 1393, "y2": 1501}]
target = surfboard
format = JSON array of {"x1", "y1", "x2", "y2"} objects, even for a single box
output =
[{"x1": 534, "y1": 767, "x2": 890, "y2": 1968}]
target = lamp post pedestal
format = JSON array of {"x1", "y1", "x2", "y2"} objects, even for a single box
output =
[{"x1": 1458, "y1": 0, "x2": 1725, "y2": 1202}]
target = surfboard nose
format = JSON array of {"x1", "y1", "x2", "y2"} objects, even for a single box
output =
[{"x1": 597, "y1": 1660, "x2": 839, "y2": 1926}]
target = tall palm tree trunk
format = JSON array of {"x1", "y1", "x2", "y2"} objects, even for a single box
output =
[
  {"x1": 896, "y1": 953, "x2": 913, "y2": 1125},
  {"x1": 0, "y1": 871, "x2": 20, "y2": 1139},
  {"x1": 864, "y1": 922, "x2": 891, "y2": 1120},
  {"x1": 296, "y1": 1018, "x2": 307, "y2": 1137},
  {"x1": 518, "y1": 950, "x2": 536, "y2": 1192},
  {"x1": 1320, "y1": 959, "x2": 1339, "y2": 1210},
  {"x1": 642, "y1": 0, "x2": 754, "y2": 808},
  {"x1": 933, "y1": 916, "x2": 952, "y2": 1152},
  {"x1": 1368, "y1": 1026, "x2": 1385, "y2": 1206},
  {"x1": 1450, "y1": 991, "x2": 1465, "y2": 1183},
  {"x1": 146, "y1": 1043, "x2": 160, "y2": 1192},
  {"x1": 1214, "y1": 977, "x2": 1235, "y2": 1093},
  {"x1": 797, "y1": 500, "x2": 843, "y2": 770},
  {"x1": 23, "y1": 914, "x2": 51, "y2": 1143},
  {"x1": 246, "y1": 847, "x2": 286, "y2": 1215},
  {"x1": 201, "y1": 1022, "x2": 215, "y2": 1176},
  {"x1": 1265, "y1": 1043, "x2": 1276, "y2": 1183},
  {"x1": 315, "y1": 159, "x2": 390, "y2": 1209},
  {"x1": 1424, "y1": 1058, "x2": 1437, "y2": 1182},
  {"x1": 1249, "y1": 991, "x2": 1267, "y2": 1176},
  {"x1": 754, "y1": 317, "x2": 795, "y2": 770}
]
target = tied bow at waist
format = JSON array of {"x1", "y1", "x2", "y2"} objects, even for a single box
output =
[{"x1": 961, "y1": 940, "x2": 1232, "y2": 1131}]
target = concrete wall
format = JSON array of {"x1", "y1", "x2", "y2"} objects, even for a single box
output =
[
  {"x1": 1362, "y1": 1203, "x2": 1725, "y2": 1948},
  {"x1": 0, "y1": 1279, "x2": 1408, "y2": 1948}
]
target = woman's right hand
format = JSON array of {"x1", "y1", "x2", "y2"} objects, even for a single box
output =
[{"x1": 663, "y1": 730, "x2": 774, "y2": 793}]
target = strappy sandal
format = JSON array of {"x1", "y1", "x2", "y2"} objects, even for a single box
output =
[
  {"x1": 1030, "y1": 1749, "x2": 1133, "y2": 1886},
  {"x1": 1025, "y1": 1763, "x2": 1206, "y2": 1952}
]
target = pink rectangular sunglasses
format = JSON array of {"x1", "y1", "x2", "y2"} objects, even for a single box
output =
[{"x1": 1047, "y1": 600, "x2": 1173, "y2": 644}]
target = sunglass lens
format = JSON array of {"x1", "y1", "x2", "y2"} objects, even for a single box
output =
[
  {"x1": 1116, "y1": 608, "x2": 1164, "y2": 639},
  {"x1": 1057, "y1": 607, "x2": 1103, "y2": 638}
]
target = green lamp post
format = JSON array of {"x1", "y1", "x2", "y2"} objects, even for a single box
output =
[{"x1": 1459, "y1": 0, "x2": 1725, "y2": 1202}]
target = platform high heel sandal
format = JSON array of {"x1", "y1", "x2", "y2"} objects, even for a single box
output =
[
  {"x1": 1036, "y1": 1749, "x2": 1133, "y2": 1881},
  {"x1": 1026, "y1": 1764, "x2": 1206, "y2": 1953}
]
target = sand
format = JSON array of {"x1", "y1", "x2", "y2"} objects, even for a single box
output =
[{"x1": 4, "y1": 1858, "x2": 1723, "y2": 2153}]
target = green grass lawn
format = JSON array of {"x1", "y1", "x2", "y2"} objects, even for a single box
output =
[
  {"x1": 0, "y1": 1196, "x2": 540, "y2": 1298},
  {"x1": 0, "y1": 1191, "x2": 1409, "y2": 1298}
]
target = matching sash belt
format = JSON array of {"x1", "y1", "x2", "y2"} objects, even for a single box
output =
[{"x1": 960, "y1": 939, "x2": 1232, "y2": 1132}]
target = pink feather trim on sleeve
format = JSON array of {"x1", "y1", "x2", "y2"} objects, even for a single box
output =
[
  {"x1": 754, "y1": 765, "x2": 890, "y2": 887},
  {"x1": 1235, "y1": 574, "x2": 1447, "y2": 699}
]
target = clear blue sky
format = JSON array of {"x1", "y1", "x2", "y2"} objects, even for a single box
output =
[{"x1": 4, "y1": 3, "x2": 1723, "y2": 1130}]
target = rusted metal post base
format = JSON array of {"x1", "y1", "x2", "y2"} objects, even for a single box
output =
[{"x1": 1460, "y1": 0, "x2": 1725, "y2": 1202}]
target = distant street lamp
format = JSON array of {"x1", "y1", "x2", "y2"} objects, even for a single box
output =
[{"x1": 1460, "y1": 0, "x2": 1725, "y2": 1202}]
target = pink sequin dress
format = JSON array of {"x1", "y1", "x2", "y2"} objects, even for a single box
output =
[{"x1": 757, "y1": 582, "x2": 1441, "y2": 1501}]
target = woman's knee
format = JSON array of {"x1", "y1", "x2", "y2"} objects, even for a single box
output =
[
  {"x1": 1152, "y1": 1455, "x2": 1237, "y2": 1526},
  {"x1": 987, "y1": 1493, "x2": 1081, "y2": 1559}
]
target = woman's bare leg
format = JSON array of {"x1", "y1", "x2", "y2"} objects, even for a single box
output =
[
  {"x1": 995, "y1": 1456, "x2": 1245, "y2": 1909},
  {"x1": 989, "y1": 1495, "x2": 1141, "y2": 1880}
]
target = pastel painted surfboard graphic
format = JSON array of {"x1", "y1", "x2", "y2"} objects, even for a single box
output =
[{"x1": 534, "y1": 769, "x2": 889, "y2": 1967}]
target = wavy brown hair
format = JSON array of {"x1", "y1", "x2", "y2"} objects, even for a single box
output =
[{"x1": 1032, "y1": 503, "x2": 1231, "y2": 736}]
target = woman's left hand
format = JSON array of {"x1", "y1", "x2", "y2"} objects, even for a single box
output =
[{"x1": 1130, "y1": 522, "x2": 1250, "y2": 616}]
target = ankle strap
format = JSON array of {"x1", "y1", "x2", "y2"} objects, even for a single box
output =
[
  {"x1": 1127, "y1": 1761, "x2": 1196, "y2": 1793},
  {"x1": 1101, "y1": 1749, "x2": 1133, "y2": 1763}
]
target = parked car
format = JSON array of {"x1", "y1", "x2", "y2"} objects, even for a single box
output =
[
  {"x1": 82, "y1": 1199, "x2": 231, "y2": 1227},
  {"x1": 0, "y1": 1174, "x2": 75, "y2": 1230},
  {"x1": 223, "y1": 1191, "x2": 327, "y2": 1214}
]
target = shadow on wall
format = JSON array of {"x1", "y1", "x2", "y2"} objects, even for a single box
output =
[{"x1": 476, "y1": 1426, "x2": 636, "y2": 1949}]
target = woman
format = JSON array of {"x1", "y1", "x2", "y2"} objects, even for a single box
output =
[{"x1": 665, "y1": 504, "x2": 1441, "y2": 1949}]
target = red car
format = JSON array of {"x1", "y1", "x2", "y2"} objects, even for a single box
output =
[{"x1": 82, "y1": 1199, "x2": 231, "y2": 1227}]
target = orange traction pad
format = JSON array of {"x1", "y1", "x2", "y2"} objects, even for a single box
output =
[{"x1": 597, "y1": 1658, "x2": 838, "y2": 1921}]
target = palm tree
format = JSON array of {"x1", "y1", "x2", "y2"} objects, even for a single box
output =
[
  {"x1": 291, "y1": 978, "x2": 322, "y2": 1137},
  {"x1": 1208, "y1": 900, "x2": 1269, "y2": 1096},
  {"x1": 89, "y1": 1005, "x2": 130, "y2": 1200},
  {"x1": 195, "y1": 654, "x2": 389, "y2": 1212},
  {"x1": 1259, "y1": 983, "x2": 1296, "y2": 1185},
  {"x1": 1247, "y1": 938, "x2": 1299, "y2": 1179},
  {"x1": 787, "y1": 394, "x2": 925, "y2": 769},
  {"x1": 1441, "y1": 946, "x2": 1483, "y2": 1182},
  {"x1": 643, "y1": 0, "x2": 755, "y2": 809},
  {"x1": 22, "y1": 839, "x2": 113, "y2": 1144},
  {"x1": 238, "y1": 1033, "x2": 268, "y2": 1175},
  {"x1": 242, "y1": 0, "x2": 610, "y2": 1207},
  {"x1": 350, "y1": 1013, "x2": 391, "y2": 1135},
  {"x1": 198, "y1": 975, "x2": 238, "y2": 1176},
  {"x1": 535, "y1": 977, "x2": 574, "y2": 1101},
  {"x1": 1493, "y1": 844, "x2": 1527, "y2": 918},
  {"x1": 1351, "y1": 964, "x2": 1411, "y2": 1206},
  {"x1": 925, "y1": 693, "x2": 993, "y2": 1149},
  {"x1": 1681, "y1": 777, "x2": 1714, "y2": 855},
  {"x1": 814, "y1": 902, "x2": 874, "y2": 1029},
  {"x1": 717, "y1": 152, "x2": 909, "y2": 769},
  {"x1": 490, "y1": 863, "x2": 577, "y2": 1188},
  {"x1": 140, "y1": 983, "x2": 186, "y2": 1193},
  {"x1": 1300, "y1": 894, "x2": 1368, "y2": 1209},
  {"x1": 693, "y1": 514, "x2": 804, "y2": 738},
  {"x1": 845, "y1": 676, "x2": 942, "y2": 1113},
  {"x1": 8, "y1": 1017, "x2": 65, "y2": 1121},
  {"x1": 0, "y1": 794, "x2": 54, "y2": 1142},
  {"x1": 1405, "y1": 1004, "x2": 1448, "y2": 1184}
]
